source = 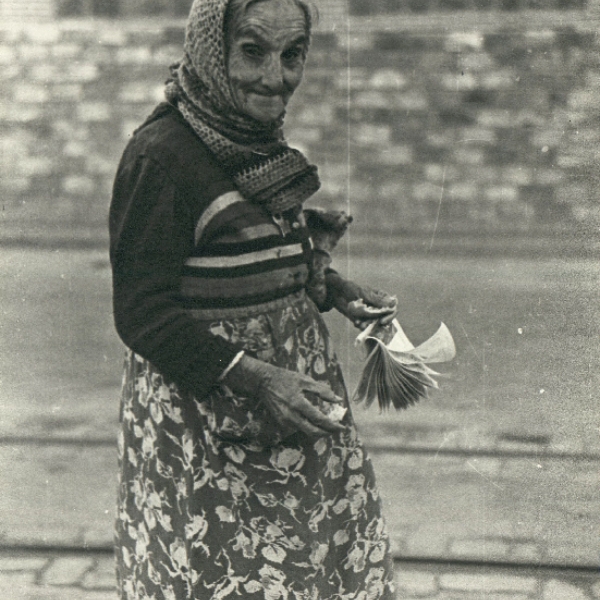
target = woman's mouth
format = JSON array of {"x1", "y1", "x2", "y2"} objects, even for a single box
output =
[{"x1": 245, "y1": 92, "x2": 286, "y2": 121}]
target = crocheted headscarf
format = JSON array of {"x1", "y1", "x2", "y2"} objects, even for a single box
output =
[{"x1": 165, "y1": 0, "x2": 320, "y2": 215}]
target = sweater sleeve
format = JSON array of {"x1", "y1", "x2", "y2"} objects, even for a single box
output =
[{"x1": 109, "y1": 152, "x2": 242, "y2": 400}]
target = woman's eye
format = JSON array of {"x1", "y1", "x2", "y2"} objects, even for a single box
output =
[
  {"x1": 282, "y1": 46, "x2": 304, "y2": 63},
  {"x1": 242, "y1": 44, "x2": 265, "y2": 59}
]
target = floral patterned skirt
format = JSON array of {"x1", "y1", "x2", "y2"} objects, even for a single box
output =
[{"x1": 115, "y1": 291, "x2": 395, "y2": 600}]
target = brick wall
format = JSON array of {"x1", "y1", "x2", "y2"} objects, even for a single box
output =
[
  {"x1": 0, "y1": 0, "x2": 53, "y2": 20},
  {"x1": 0, "y1": 16, "x2": 598, "y2": 244}
]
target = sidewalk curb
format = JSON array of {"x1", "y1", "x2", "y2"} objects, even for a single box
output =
[{"x1": 2, "y1": 551, "x2": 599, "y2": 600}]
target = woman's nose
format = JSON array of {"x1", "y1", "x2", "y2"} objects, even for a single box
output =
[{"x1": 260, "y1": 54, "x2": 285, "y2": 91}]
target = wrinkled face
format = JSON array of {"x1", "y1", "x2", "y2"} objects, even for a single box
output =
[{"x1": 226, "y1": 0, "x2": 308, "y2": 124}]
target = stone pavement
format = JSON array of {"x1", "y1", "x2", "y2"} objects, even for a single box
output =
[
  {"x1": 1, "y1": 249, "x2": 598, "y2": 598},
  {"x1": 2, "y1": 439, "x2": 598, "y2": 567},
  {"x1": 1, "y1": 440, "x2": 599, "y2": 599},
  {"x1": 1, "y1": 552, "x2": 599, "y2": 600}
]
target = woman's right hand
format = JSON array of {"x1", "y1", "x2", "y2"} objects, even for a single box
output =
[{"x1": 222, "y1": 355, "x2": 346, "y2": 438}]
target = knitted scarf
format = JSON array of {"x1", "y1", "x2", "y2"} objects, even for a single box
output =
[{"x1": 164, "y1": 0, "x2": 320, "y2": 216}]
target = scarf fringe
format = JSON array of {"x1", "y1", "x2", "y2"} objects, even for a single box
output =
[{"x1": 165, "y1": 68, "x2": 320, "y2": 216}]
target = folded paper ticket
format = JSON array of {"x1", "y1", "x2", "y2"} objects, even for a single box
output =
[{"x1": 352, "y1": 319, "x2": 456, "y2": 411}]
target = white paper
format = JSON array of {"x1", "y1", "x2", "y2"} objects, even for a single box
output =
[{"x1": 353, "y1": 319, "x2": 456, "y2": 411}]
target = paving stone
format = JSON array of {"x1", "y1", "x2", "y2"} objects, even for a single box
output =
[
  {"x1": 77, "y1": 102, "x2": 111, "y2": 122},
  {"x1": 446, "y1": 182, "x2": 477, "y2": 202},
  {"x1": 413, "y1": 182, "x2": 443, "y2": 202},
  {"x1": 119, "y1": 82, "x2": 157, "y2": 103},
  {"x1": 395, "y1": 570, "x2": 437, "y2": 596},
  {"x1": 568, "y1": 89, "x2": 600, "y2": 112},
  {"x1": 0, "y1": 26, "x2": 23, "y2": 43},
  {"x1": 388, "y1": 536, "x2": 403, "y2": 556},
  {"x1": 354, "y1": 90, "x2": 392, "y2": 110},
  {"x1": 482, "y1": 71, "x2": 515, "y2": 90},
  {"x1": 0, "y1": 571, "x2": 37, "y2": 586},
  {"x1": 66, "y1": 64, "x2": 100, "y2": 83},
  {"x1": 591, "y1": 581, "x2": 600, "y2": 599},
  {"x1": 81, "y1": 525, "x2": 114, "y2": 547},
  {"x1": 405, "y1": 527, "x2": 450, "y2": 558},
  {"x1": 503, "y1": 166, "x2": 533, "y2": 186},
  {"x1": 441, "y1": 72, "x2": 478, "y2": 92},
  {"x1": 449, "y1": 538, "x2": 509, "y2": 560},
  {"x1": 476, "y1": 109, "x2": 513, "y2": 128},
  {"x1": 445, "y1": 32, "x2": 485, "y2": 52},
  {"x1": 438, "y1": 594, "x2": 530, "y2": 600},
  {"x1": 52, "y1": 84, "x2": 84, "y2": 102},
  {"x1": 535, "y1": 169, "x2": 564, "y2": 186},
  {"x1": 0, "y1": 580, "x2": 118, "y2": 600},
  {"x1": 82, "y1": 558, "x2": 116, "y2": 591},
  {"x1": 23, "y1": 24, "x2": 61, "y2": 45},
  {"x1": 352, "y1": 124, "x2": 391, "y2": 146},
  {"x1": 14, "y1": 84, "x2": 50, "y2": 104},
  {"x1": 485, "y1": 186, "x2": 519, "y2": 203},
  {"x1": 97, "y1": 29, "x2": 128, "y2": 46},
  {"x1": 510, "y1": 542, "x2": 543, "y2": 563},
  {"x1": 1, "y1": 526, "x2": 81, "y2": 548},
  {"x1": 439, "y1": 573, "x2": 537, "y2": 594},
  {"x1": 377, "y1": 145, "x2": 413, "y2": 166},
  {"x1": 391, "y1": 92, "x2": 428, "y2": 112},
  {"x1": 453, "y1": 147, "x2": 485, "y2": 165},
  {"x1": 484, "y1": 595, "x2": 531, "y2": 600},
  {"x1": 0, "y1": 45, "x2": 16, "y2": 64},
  {"x1": 115, "y1": 46, "x2": 152, "y2": 65},
  {"x1": 0, "y1": 175, "x2": 31, "y2": 192},
  {"x1": 0, "y1": 557, "x2": 48, "y2": 572},
  {"x1": 16, "y1": 156, "x2": 54, "y2": 178},
  {"x1": 370, "y1": 69, "x2": 406, "y2": 90},
  {"x1": 51, "y1": 43, "x2": 82, "y2": 59},
  {"x1": 18, "y1": 44, "x2": 50, "y2": 61},
  {"x1": 424, "y1": 164, "x2": 460, "y2": 183},
  {"x1": 545, "y1": 542, "x2": 599, "y2": 567},
  {"x1": 62, "y1": 175, "x2": 97, "y2": 196},
  {"x1": 543, "y1": 579, "x2": 590, "y2": 600},
  {"x1": 433, "y1": 594, "x2": 469, "y2": 600},
  {"x1": 42, "y1": 557, "x2": 94, "y2": 587}
]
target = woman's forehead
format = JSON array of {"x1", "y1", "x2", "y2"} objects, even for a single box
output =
[{"x1": 229, "y1": 0, "x2": 307, "y2": 42}]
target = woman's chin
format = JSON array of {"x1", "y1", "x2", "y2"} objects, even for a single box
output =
[{"x1": 244, "y1": 95, "x2": 286, "y2": 123}]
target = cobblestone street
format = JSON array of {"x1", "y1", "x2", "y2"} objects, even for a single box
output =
[
  {"x1": 1, "y1": 552, "x2": 599, "y2": 600},
  {"x1": 1, "y1": 0, "x2": 600, "y2": 595},
  {"x1": 1, "y1": 248, "x2": 599, "y2": 598}
]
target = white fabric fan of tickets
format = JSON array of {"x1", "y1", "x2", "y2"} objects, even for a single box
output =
[{"x1": 352, "y1": 319, "x2": 456, "y2": 411}]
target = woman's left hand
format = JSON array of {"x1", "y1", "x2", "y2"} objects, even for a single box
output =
[
  {"x1": 345, "y1": 286, "x2": 398, "y2": 329},
  {"x1": 327, "y1": 274, "x2": 398, "y2": 329}
]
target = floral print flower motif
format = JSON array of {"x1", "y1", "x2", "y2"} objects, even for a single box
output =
[
  {"x1": 258, "y1": 564, "x2": 289, "y2": 600},
  {"x1": 115, "y1": 294, "x2": 395, "y2": 599},
  {"x1": 325, "y1": 451, "x2": 344, "y2": 480},
  {"x1": 185, "y1": 513, "x2": 209, "y2": 552}
]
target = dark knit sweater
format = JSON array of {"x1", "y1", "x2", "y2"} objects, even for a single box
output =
[{"x1": 109, "y1": 104, "x2": 315, "y2": 400}]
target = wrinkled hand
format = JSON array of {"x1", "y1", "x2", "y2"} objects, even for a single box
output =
[
  {"x1": 223, "y1": 355, "x2": 346, "y2": 438},
  {"x1": 327, "y1": 274, "x2": 397, "y2": 329}
]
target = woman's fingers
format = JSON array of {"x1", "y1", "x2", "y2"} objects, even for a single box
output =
[
  {"x1": 273, "y1": 393, "x2": 345, "y2": 436},
  {"x1": 350, "y1": 289, "x2": 397, "y2": 328},
  {"x1": 262, "y1": 370, "x2": 347, "y2": 436},
  {"x1": 294, "y1": 399, "x2": 346, "y2": 434},
  {"x1": 270, "y1": 400, "x2": 332, "y2": 437},
  {"x1": 361, "y1": 286, "x2": 397, "y2": 309},
  {"x1": 274, "y1": 376, "x2": 346, "y2": 434},
  {"x1": 300, "y1": 376, "x2": 344, "y2": 404},
  {"x1": 378, "y1": 310, "x2": 397, "y2": 326},
  {"x1": 346, "y1": 302, "x2": 393, "y2": 322}
]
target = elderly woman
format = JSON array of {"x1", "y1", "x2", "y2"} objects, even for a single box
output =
[{"x1": 109, "y1": 0, "x2": 397, "y2": 598}]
